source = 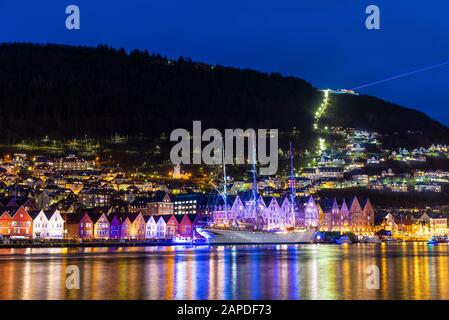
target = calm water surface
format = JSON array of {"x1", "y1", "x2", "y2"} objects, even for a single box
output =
[{"x1": 0, "y1": 243, "x2": 448, "y2": 300}]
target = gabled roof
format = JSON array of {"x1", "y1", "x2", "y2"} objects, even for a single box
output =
[
  {"x1": 107, "y1": 213, "x2": 123, "y2": 224},
  {"x1": 151, "y1": 215, "x2": 164, "y2": 223},
  {"x1": 88, "y1": 213, "x2": 106, "y2": 224},
  {"x1": 127, "y1": 213, "x2": 143, "y2": 223},
  {"x1": 9, "y1": 206, "x2": 32, "y2": 218},
  {"x1": 349, "y1": 196, "x2": 359, "y2": 209},
  {"x1": 43, "y1": 208, "x2": 59, "y2": 220},
  {"x1": 185, "y1": 214, "x2": 200, "y2": 224},
  {"x1": 338, "y1": 198, "x2": 349, "y2": 209},
  {"x1": 359, "y1": 198, "x2": 370, "y2": 210},
  {"x1": 65, "y1": 212, "x2": 89, "y2": 224},
  {"x1": 262, "y1": 196, "x2": 277, "y2": 207},
  {"x1": 320, "y1": 198, "x2": 337, "y2": 212},
  {"x1": 161, "y1": 215, "x2": 175, "y2": 223},
  {"x1": 113, "y1": 213, "x2": 131, "y2": 223},
  {"x1": 28, "y1": 210, "x2": 44, "y2": 220},
  {"x1": 174, "y1": 215, "x2": 184, "y2": 224},
  {"x1": 0, "y1": 210, "x2": 11, "y2": 218}
]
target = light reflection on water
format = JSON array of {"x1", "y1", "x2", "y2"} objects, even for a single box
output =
[{"x1": 0, "y1": 243, "x2": 448, "y2": 300}]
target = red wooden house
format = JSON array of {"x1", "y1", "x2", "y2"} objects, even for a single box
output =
[
  {"x1": 163, "y1": 215, "x2": 179, "y2": 239},
  {"x1": 66, "y1": 212, "x2": 94, "y2": 239},
  {"x1": 10, "y1": 206, "x2": 33, "y2": 238},
  {"x1": 177, "y1": 214, "x2": 202, "y2": 239},
  {"x1": 0, "y1": 210, "x2": 11, "y2": 236}
]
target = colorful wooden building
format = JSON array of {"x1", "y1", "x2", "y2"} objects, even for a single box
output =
[
  {"x1": 65, "y1": 212, "x2": 94, "y2": 239},
  {"x1": 10, "y1": 206, "x2": 33, "y2": 238}
]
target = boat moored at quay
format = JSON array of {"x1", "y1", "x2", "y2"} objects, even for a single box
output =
[
  {"x1": 201, "y1": 142, "x2": 319, "y2": 245},
  {"x1": 198, "y1": 226, "x2": 317, "y2": 244}
]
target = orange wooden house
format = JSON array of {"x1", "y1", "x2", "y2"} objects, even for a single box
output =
[
  {"x1": 128, "y1": 213, "x2": 146, "y2": 240},
  {"x1": 0, "y1": 210, "x2": 11, "y2": 236}
]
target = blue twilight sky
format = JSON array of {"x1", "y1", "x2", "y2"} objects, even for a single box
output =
[{"x1": 1, "y1": 1, "x2": 449, "y2": 125}]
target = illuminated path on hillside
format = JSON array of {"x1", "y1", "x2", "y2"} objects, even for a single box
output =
[{"x1": 313, "y1": 89, "x2": 330, "y2": 160}]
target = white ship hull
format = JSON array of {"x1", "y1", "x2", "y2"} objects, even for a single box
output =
[{"x1": 199, "y1": 227, "x2": 317, "y2": 244}]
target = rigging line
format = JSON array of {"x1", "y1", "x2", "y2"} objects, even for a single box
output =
[{"x1": 350, "y1": 59, "x2": 449, "y2": 91}]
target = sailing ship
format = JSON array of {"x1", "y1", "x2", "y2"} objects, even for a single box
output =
[{"x1": 198, "y1": 142, "x2": 318, "y2": 244}]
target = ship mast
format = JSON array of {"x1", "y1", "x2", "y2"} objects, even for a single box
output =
[
  {"x1": 289, "y1": 141, "x2": 296, "y2": 228},
  {"x1": 251, "y1": 142, "x2": 257, "y2": 204},
  {"x1": 222, "y1": 143, "x2": 228, "y2": 224},
  {"x1": 251, "y1": 134, "x2": 259, "y2": 224}
]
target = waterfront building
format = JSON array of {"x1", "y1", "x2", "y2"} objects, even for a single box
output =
[
  {"x1": 65, "y1": 212, "x2": 94, "y2": 239},
  {"x1": 349, "y1": 196, "x2": 364, "y2": 231},
  {"x1": 302, "y1": 196, "x2": 319, "y2": 227},
  {"x1": 0, "y1": 210, "x2": 11, "y2": 235},
  {"x1": 339, "y1": 199, "x2": 350, "y2": 230},
  {"x1": 209, "y1": 195, "x2": 235, "y2": 226},
  {"x1": 108, "y1": 214, "x2": 122, "y2": 239},
  {"x1": 360, "y1": 198, "x2": 375, "y2": 231},
  {"x1": 419, "y1": 212, "x2": 448, "y2": 236},
  {"x1": 176, "y1": 214, "x2": 201, "y2": 239},
  {"x1": 29, "y1": 210, "x2": 48, "y2": 239},
  {"x1": 378, "y1": 212, "x2": 415, "y2": 237},
  {"x1": 320, "y1": 198, "x2": 339, "y2": 231},
  {"x1": 155, "y1": 215, "x2": 167, "y2": 239},
  {"x1": 144, "y1": 215, "x2": 158, "y2": 239},
  {"x1": 30, "y1": 209, "x2": 65, "y2": 239},
  {"x1": 262, "y1": 197, "x2": 285, "y2": 230},
  {"x1": 10, "y1": 206, "x2": 33, "y2": 238},
  {"x1": 45, "y1": 209, "x2": 65, "y2": 239},
  {"x1": 163, "y1": 215, "x2": 179, "y2": 239},
  {"x1": 319, "y1": 197, "x2": 375, "y2": 233},
  {"x1": 119, "y1": 214, "x2": 132, "y2": 239},
  {"x1": 129, "y1": 212, "x2": 146, "y2": 240},
  {"x1": 90, "y1": 213, "x2": 110, "y2": 239},
  {"x1": 282, "y1": 196, "x2": 299, "y2": 227}
]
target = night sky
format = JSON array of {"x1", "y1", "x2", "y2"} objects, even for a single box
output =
[{"x1": 2, "y1": 0, "x2": 449, "y2": 125}]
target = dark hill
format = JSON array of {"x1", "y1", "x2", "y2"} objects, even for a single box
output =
[
  {"x1": 0, "y1": 42, "x2": 447, "y2": 147},
  {"x1": 322, "y1": 94, "x2": 449, "y2": 147}
]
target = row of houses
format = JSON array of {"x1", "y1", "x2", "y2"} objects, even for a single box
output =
[
  {"x1": 65, "y1": 211, "x2": 202, "y2": 240},
  {"x1": 0, "y1": 207, "x2": 64, "y2": 239},
  {"x1": 212, "y1": 193, "x2": 375, "y2": 233},
  {"x1": 0, "y1": 206, "x2": 203, "y2": 240},
  {"x1": 379, "y1": 211, "x2": 448, "y2": 238}
]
